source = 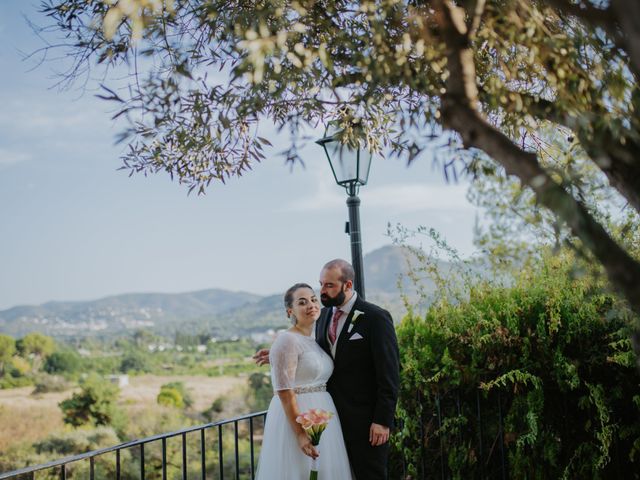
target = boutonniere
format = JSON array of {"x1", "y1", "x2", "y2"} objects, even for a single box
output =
[{"x1": 347, "y1": 310, "x2": 364, "y2": 333}]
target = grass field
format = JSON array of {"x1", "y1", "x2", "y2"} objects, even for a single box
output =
[{"x1": 0, "y1": 374, "x2": 247, "y2": 453}]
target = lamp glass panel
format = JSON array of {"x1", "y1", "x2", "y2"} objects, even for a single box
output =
[
  {"x1": 357, "y1": 150, "x2": 372, "y2": 184},
  {"x1": 326, "y1": 141, "x2": 359, "y2": 183}
]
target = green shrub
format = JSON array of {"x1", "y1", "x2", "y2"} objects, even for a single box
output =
[
  {"x1": 33, "y1": 374, "x2": 71, "y2": 394},
  {"x1": 0, "y1": 374, "x2": 33, "y2": 389},
  {"x1": 119, "y1": 352, "x2": 150, "y2": 373},
  {"x1": 157, "y1": 387, "x2": 184, "y2": 408},
  {"x1": 161, "y1": 381, "x2": 193, "y2": 408},
  {"x1": 203, "y1": 396, "x2": 227, "y2": 421},
  {"x1": 59, "y1": 374, "x2": 124, "y2": 429},
  {"x1": 246, "y1": 372, "x2": 273, "y2": 411},
  {"x1": 393, "y1": 254, "x2": 640, "y2": 479},
  {"x1": 0, "y1": 335, "x2": 16, "y2": 376},
  {"x1": 32, "y1": 427, "x2": 128, "y2": 479},
  {"x1": 34, "y1": 426, "x2": 120, "y2": 456},
  {"x1": 44, "y1": 351, "x2": 81, "y2": 375}
]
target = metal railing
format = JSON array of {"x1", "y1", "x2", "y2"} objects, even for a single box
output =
[
  {"x1": 0, "y1": 411, "x2": 267, "y2": 480},
  {"x1": 2, "y1": 387, "x2": 631, "y2": 479},
  {"x1": 391, "y1": 389, "x2": 510, "y2": 480}
]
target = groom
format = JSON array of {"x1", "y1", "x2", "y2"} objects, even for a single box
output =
[
  {"x1": 318, "y1": 259, "x2": 400, "y2": 479},
  {"x1": 256, "y1": 259, "x2": 400, "y2": 479}
]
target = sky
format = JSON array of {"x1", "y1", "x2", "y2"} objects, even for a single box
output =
[{"x1": 0, "y1": 1, "x2": 481, "y2": 310}]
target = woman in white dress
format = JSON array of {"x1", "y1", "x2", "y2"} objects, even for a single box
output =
[{"x1": 255, "y1": 283, "x2": 353, "y2": 480}]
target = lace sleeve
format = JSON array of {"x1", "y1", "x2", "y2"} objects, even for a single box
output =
[{"x1": 269, "y1": 333, "x2": 300, "y2": 391}]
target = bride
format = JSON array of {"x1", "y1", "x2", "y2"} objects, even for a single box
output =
[{"x1": 255, "y1": 283, "x2": 353, "y2": 480}]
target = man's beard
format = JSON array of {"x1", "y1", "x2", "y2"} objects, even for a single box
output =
[{"x1": 321, "y1": 289, "x2": 346, "y2": 308}]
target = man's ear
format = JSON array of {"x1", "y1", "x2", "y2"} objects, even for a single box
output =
[{"x1": 344, "y1": 280, "x2": 353, "y2": 291}]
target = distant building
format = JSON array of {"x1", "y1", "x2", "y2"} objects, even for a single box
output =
[{"x1": 107, "y1": 374, "x2": 129, "y2": 388}]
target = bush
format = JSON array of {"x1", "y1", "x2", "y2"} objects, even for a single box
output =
[
  {"x1": 0, "y1": 335, "x2": 16, "y2": 376},
  {"x1": 246, "y1": 372, "x2": 273, "y2": 411},
  {"x1": 34, "y1": 426, "x2": 120, "y2": 456},
  {"x1": 119, "y1": 352, "x2": 150, "y2": 373},
  {"x1": 32, "y1": 427, "x2": 128, "y2": 478},
  {"x1": 9, "y1": 356, "x2": 31, "y2": 376},
  {"x1": 44, "y1": 351, "x2": 81, "y2": 375},
  {"x1": 203, "y1": 396, "x2": 226, "y2": 421},
  {"x1": 157, "y1": 387, "x2": 184, "y2": 408},
  {"x1": 393, "y1": 254, "x2": 640, "y2": 479},
  {"x1": 0, "y1": 356, "x2": 34, "y2": 389},
  {"x1": 162, "y1": 381, "x2": 193, "y2": 408},
  {"x1": 33, "y1": 374, "x2": 71, "y2": 394},
  {"x1": 59, "y1": 374, "x2": 124, "y2": 429}
]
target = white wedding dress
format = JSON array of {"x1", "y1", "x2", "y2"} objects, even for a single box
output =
[{"x1": 255, "y1": 330, "x2": 353, "y2": 480}]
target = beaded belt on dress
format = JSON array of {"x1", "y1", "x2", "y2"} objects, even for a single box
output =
[{"x1": 293, "y1": 384, "x2": 326, "y2": 394}]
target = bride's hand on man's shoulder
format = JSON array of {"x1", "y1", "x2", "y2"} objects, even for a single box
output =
[
  {"x1": 296, "y1": 431, "x2": 319, "y2": 459},
  {"x1": 253, "y1": 348, "x2": 270, "y2": 366}
]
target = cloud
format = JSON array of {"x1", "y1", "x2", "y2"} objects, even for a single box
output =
[
  {"x1": 285, "y1": 181, "x2": 473, "y2": 214},
  {"x1": 0, "y1": 148, "x2": 31, "y2": 167},
  {"x1": 364, "y1": 183, "x2": 471, "y2": 212},
  {"x1": 0, "y1": 103, "x2": 108, "y2": 131}
]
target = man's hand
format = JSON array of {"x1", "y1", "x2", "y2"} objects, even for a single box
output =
[
  {"x1": 253, "y1": 348, "x2": 270, "y2": 366},
  {"x1": 369, "y1": 423, "x2": 390, "y2": 446}
]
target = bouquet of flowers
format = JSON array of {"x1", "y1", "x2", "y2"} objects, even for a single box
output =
[{"x1": 296, "y1": 408, "x2": 334, "y2": 480}]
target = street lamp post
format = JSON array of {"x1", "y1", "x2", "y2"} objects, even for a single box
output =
[{"x1": 316, "y1": 122, "x2": 372, "y2": 299}]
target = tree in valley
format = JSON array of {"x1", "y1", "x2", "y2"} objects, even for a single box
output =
[
  {"x1": 0, "y1": 334, "x2": 16, "y2": 376},
  {"x1": 16, "y1": 332, "x2": 55, "y2": 371},
  {"x1": 59, "y1": 374, "x2": 124, "y2": 428},
  {"x1": 44, "y1": 350, "x2": 82, "y2": 375}
]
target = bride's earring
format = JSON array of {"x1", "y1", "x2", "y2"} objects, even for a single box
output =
[{"x1": 289, "y1": 313, "x2": 298, "y2": 325}]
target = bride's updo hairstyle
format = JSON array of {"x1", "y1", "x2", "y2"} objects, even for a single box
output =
[{"x1": 284, "y1": 283, "x2": 313, "y2": 325}]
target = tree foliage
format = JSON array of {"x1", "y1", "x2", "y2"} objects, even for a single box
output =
[
  {"x1": 157, "y1": 385, "x2": 185, "y2": 408},
  {"x1": 44, "y1": 350, "x2": 81, "y2": 375},
  {"x1": 119, "y1": 350, "x2": 150, "y2": 373},
  {"x1": 17, "y1": 333, "x2": 54, "y2": 358},
  {"x1": 59, "y1": 374, "x2": 123, "y2": 428},
  {"x1": 157, "y1": 381, "x2": 193, "y2": 408},
  {"x1": 36, "y1": 1, "x2": 640, "y2": 334},
  {"x1": 0, "y1": 335, "x2": 16, "y2": 376},
  {"x1": 247, "y1": 371, "x2": 273, "y2": 411},
  {"x1": 394, "y1": 252, "x2": 640, "y2": 478}
]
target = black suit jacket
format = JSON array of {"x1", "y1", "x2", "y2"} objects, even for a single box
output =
[{"x1": 315, "y1": 296, "x2": 400, "y2": 430}]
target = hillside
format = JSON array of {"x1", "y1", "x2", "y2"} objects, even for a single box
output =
[{"x1": 0, "y1": 245, "x2": 460, "y2": 339}]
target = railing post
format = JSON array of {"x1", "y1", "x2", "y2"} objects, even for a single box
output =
[
  {"x1": 140, "y1": 443, "x2": 145, "y2": 480},
  {"x1": 436, "y1": 392, "x2": 445, "y2": 479},
  {"x1": 476, "y1": 389, "x2": 484, "y2": 479},
  {"x1": 116, "y1": 448, "x2": 121, "y2": 480},
  {"x1": 497, "y1": 393, "x2": 506, "y2": 480},
  {"x1": 218, "y1": 424, "x2": 224, "y2": 479},
  {"x1": 201, "y1": 429, "x2": 206, "y2": 480},
  {"x1": 162, "y1": 438, "x2": 167, "y2": 480},
  {"x1": 418, "y1": 389, "x2": 425, "y2": 480},
  {"x1": 234, "y1": 420, "x2": 240, "y2": 480},
  {"x1": 182, "y1": 432, "x2": 188, "y2": 479},
  {"x1": 249, "y1": 417, "x2": 255, "y2": 479}
]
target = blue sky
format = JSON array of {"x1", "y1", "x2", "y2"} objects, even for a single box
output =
[{"x1": 0, "y1": 1, "x2": 480, "y2": 310}]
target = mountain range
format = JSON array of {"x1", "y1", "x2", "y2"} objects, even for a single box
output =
[{"x1": 0, "y1": 246, "x2": 462, "y2": 339}]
